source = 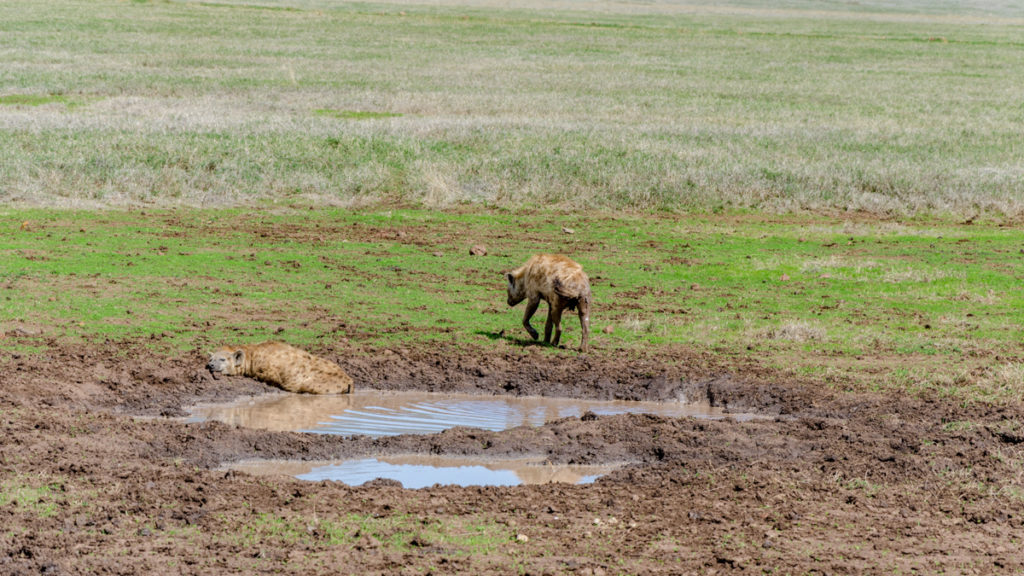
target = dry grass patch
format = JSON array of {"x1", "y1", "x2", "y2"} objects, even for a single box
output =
[
  {"x1": 2, "y1": 0, "x2": 1024, "y2": 214},
  {"x1": 760, "y1": 321, "x2": 827, "y2": 343}
]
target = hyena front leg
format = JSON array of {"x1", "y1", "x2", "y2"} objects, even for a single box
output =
[{"x1": 522, "y1": 297, "x2": 540, "y2": 340}]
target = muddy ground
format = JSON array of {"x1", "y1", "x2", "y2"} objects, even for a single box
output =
[{"x1": 2, "y1": 335, "x2": 1024, "y2": 574}]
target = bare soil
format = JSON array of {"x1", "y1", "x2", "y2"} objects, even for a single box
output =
[{"x1": 2, "y1": 333, "x2": 1024, "y2": 575}]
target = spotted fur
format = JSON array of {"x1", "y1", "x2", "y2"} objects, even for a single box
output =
[
  {"x1": 506, "y1": 254, "x2": 591, "y2": 352},
  {"x1": 207, "y1": 341, "x2": 353, "y2": 394}
]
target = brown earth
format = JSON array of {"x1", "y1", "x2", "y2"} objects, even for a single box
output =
[{"x1": 3, "y1": 336, "x2": 1024, "y2": 575}]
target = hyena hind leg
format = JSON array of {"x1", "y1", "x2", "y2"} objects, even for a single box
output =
[
  {"x1": 549, "y1": 304, "x2": 565, "y2": 347},
  {"x1": 577, "y1": 297, "x2": 590, "y2": 353}
]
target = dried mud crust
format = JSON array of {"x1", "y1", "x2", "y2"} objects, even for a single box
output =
[{"x1": 2, "y1": 339, "x2": 1024, "y2": 574}]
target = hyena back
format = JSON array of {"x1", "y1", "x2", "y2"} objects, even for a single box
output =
[{"x1": 506, "y1": 254, "x2": 591, "y2": 352}]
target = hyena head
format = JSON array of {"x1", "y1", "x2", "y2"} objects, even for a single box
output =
[
  {"x1": 506, "y1": 272, "x2": 526, "y2": 306},
  {"x1": 207, "y1": 346, "x2": 245, "y2": 375}
]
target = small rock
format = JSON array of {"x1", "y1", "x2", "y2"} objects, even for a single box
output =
[
  {"x1": 433, "y1": 251, "x2": 444, "y2": 257},
  {"x1": 602, "y1": 325, "x2": 614, "y2": 334},
  {"x1": 516, "y1": 533, "x2": 529, "y2": 543},
  {"x1": 469, "y1": 245, "x2": 487, "y2": 256},
  {"x1": 562, "y1": 227, "x2": 575, "y2": 234}
]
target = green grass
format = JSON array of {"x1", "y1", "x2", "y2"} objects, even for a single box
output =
[
  {"x1": 230, "y1": 510, "x2": 510, "y2": 554},
  {"x1": 1, "y1": 207, "x2": 1023, "y2": 402},
  {"x1": 0, "y1": 94, "x2": 70, "y2": 107},
  {"x1": 314, "y1": 109, "x2": 403, "y2": 120},
  {"x1": 0, "y1": 0, "x2": 1022, "y2": 215},
  {"x1": 0, "y1": 474, "x2": 76, "y2": 519}
]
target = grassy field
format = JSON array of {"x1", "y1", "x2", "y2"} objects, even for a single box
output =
[
  {"x1": 1, "y1": 0, "x2": 1023, "y2": 394},
  {"x1": 2, "y1": 0, "x2": 1023, "y2": 215},
  {"x1": 3, "y1": 4, "x2": 1024, "y2": 571},
  {"x1": 2, "y1": 207, "x2": 1023, "y2": 403}
]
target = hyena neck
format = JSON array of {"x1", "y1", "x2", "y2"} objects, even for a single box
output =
[{"x1": 240, "y1": 348, "x2": 254, "y2": 376}]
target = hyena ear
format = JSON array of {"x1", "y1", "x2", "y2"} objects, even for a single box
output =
[
  {"x1": 233, "y1": 350, "x2": 244, "y2": 365},
  {"x1": 506, "y1": 273, "x2": 515, "y2": 288}
]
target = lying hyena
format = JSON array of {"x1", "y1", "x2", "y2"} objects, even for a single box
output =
[
  {"x1": 206, "y1": 341, "x2": 353, "y2": 394},
  {"x1": 506, "y1": 254, "x2": 591, "y2": 352}
]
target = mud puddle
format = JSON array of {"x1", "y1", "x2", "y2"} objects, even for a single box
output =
[
  {"x1": 186, "y1": 389, "x2": 752, "y2": 436},
  {"x1": 225, "y1": 455, "x2": 619, "y2": 488}
]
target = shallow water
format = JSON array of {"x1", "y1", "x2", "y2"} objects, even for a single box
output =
[
  {"x1": 187, "y1": 389, "x2": 743, "y2": 436},
  {"x1": 226, "y1": 455, "x2": 620, "y2": 488}
]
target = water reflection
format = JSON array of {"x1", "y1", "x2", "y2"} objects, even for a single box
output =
[
  {"x1": 227, "y1": 455, "x2": 619, "y2": 488},
  {"x1": 188, "y1": 390, "x2": 736, "y2": 436}
]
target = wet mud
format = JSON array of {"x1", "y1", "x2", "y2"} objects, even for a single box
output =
[{"x1": 2, "y1": 338, "x2": 1024, "y2": 574}]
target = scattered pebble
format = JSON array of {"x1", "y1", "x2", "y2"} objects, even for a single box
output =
[
  {"x1": 516, "y1": 533, "x2": 529, "y2": 543},
  {"x1": 562, "y1": 227, "x2": 575, "y2": 234},
  {"x1": 469, "y1": 245, "x2": 487, "y2": 256}
]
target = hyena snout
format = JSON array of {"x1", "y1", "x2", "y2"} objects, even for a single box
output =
[{"x1": 206, "y1": 355, "x2": 230, "y2": 373}]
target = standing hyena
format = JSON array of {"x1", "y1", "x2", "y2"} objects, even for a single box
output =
[{"x1": 506, "y1": 254, "x2": 591, "y2": 352}]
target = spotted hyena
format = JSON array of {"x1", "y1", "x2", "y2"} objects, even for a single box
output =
[
  {"x1": 506, "y1": 254, "x2": 591, "y2": 352},
  {"x1": 206, "y1": 341, "x2": 353, "y2": 394}
]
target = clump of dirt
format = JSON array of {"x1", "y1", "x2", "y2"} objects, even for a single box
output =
[{"x1": 1, "y1": 336, "x2": 1022, "y2": 574}]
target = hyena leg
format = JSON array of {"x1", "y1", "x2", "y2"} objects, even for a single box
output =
[
  {"x1": 549, "y1": 304, "x2": 564, "y2": 347},
  {"x1": 544, "y1": 301, "x2": 554, "y2": 344},
  {"x1": 577, "y1": 297, "x2": 590, "y2": 353},
  {"x1": 522, "y1": 298, "x2": 540, "y2": 340}
]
